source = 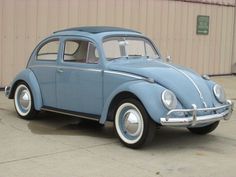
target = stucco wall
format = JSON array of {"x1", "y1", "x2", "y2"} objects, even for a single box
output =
[{"x1": 0, "y1": 0, "x2": 235, "y2": 86}]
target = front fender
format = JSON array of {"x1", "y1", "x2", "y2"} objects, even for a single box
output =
[
  {"x1": 100, "y1": 80, "x2": 167, "y2": 124},
  {"x1": 8, "y1": 69, "x2": 42, "y2": 111}
]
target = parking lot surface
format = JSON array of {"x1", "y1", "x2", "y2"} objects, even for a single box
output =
[{"x1": 0, "y1": 76, "x2": 235, "y2": 177}]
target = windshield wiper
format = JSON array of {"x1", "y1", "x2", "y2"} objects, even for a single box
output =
[
  {"x1": 146, "y1": 55, "x2": 160, "y2": 59},
  {"x1": 128, "y1": 55, "x2": 143, "y2": 57}
]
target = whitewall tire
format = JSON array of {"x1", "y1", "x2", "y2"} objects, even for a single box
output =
[
  {"x1": 14, "y1": 83, "x2": 37, "y2": 119},
  {"x1": 114, "y1": 98, "x2": 156, "y2": 148}
]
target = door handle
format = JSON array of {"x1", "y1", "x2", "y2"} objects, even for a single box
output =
[{"x1": 57, "y1": 68, "x2": 64, "y2": 73}]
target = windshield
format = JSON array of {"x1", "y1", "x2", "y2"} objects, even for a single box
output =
[{"x1": 103, "y1": 36, "x2": 159, "y2": 60}]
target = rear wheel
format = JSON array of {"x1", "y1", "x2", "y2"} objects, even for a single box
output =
[
  {"x1": 114, "y1": 98, "x2": 156, "y2": 149},
  {"x1": 188, "y1": 121, "x2": 219, "y2": 135},
  {"x1": 14, "y1": 83, "x2": 37, "y2": 119}
]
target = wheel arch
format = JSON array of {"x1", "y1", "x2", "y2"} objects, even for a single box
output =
[
  {"x1": 9, "y1": 79, "x2": 24, "y2": 99},
  {"x1": 8, "y1": 69, "x2": 43, "y2": 111},
  {"x1": 100, "y1": 81, "x2": 167, "y2": 124},
  {"x1": 106, "y1": 91, "x2": 141, "y2": 122}
]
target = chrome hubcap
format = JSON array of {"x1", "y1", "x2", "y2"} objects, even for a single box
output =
[
  {"x1": 123, "y1": 110, "x2": 142, "y2": 136},
  {"x1": 19, "y1": 90, "x2": 30, "y2": 110},
  {"x1": 14, "y1": 84, "x2": 32, "y2": 116},
  {"x1": 115, "y1": 103, "x2": 144, "y2": 144}
]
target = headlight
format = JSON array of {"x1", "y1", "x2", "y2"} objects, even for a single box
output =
[
  {"x1": 162, "y1": 90, "x2": 177, "y2": 110},
  {"x1": 213, "y1": 84, "x2": 226, "y2": 103}
]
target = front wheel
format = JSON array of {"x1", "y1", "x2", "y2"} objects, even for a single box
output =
[
  {"x1": 188, "y1": 121, "x2": 219, "y2": 135},
  {"x1": 14, "y1": 83, "x2": 37, "y2": 119},
  {"x1": 114, "y1": 98, "x2": 156, "y2": 149}
]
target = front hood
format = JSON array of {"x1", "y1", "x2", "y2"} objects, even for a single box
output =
[{"x1": 107, "y1": 58, "x2": 213, "y2": 109}]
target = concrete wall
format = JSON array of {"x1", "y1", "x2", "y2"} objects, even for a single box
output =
[{"x1": 0, "y1": 0, "x2": 235, "y2": 86}]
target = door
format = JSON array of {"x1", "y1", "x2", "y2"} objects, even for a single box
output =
[
  {"x1": 56, "y1": 38, "x2": 103, "y2": 116},
  {"x1": 30, "y1": 38, "x2": 60, "y2": 107}
]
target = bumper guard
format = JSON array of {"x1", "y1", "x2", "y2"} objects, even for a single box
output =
[
  {"x1": 160, "y1": 100, "x2": 234, "y2": 127},
  {"x1": 4, "y1": 86, "x2": 10, "y2": 97}
]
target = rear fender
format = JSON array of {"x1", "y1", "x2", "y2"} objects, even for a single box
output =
[{"x1": 8, "y1": 69, "x2": 42, "y2": 111}]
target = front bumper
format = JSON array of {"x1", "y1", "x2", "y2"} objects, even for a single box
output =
[{"x1": 160, "y1": 100, "x2": 234, "y2": 127}]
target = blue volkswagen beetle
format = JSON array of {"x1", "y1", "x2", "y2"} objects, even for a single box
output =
[{"x1": 5, "y1": 26, "x2": 234, "y2": 148}]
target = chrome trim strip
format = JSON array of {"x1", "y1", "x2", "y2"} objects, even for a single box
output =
[
  {"x1": 160, "y1": 100, "x2": 233, "y2": 126},
  {"x1": 104, "y1": 70, "x2": 145, "y2": 80},
  {"x1": 41, "y1": 108, "x2": 99, "y2": 121},
  {"x1": 29, "y1": 65, "x2": 102, "y2": 72},
  {"x1": 104, "y1": 70, "x2": 155, "y2": 83},
  {"x1": 161, "y1": 62, "x2": 206, "y2": 106},
  {"x1": 29, "y1": 65, "x2": 57, "y2": 68}
]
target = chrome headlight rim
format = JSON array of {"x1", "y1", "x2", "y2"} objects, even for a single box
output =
[
  {"x1": 161, "y1": 90, "x2": 177, "y2": 110},
  {"x1": 213, "y1": 84, "x2": 226, "y2": 103}
]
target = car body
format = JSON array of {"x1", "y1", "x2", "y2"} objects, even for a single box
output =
[{"x1": 5, "y1": 26, "x2": 234, "y2": 148}]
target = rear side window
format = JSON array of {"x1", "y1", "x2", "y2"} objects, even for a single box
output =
[
  {"x1": 64, "y1": 41, "x2": 79, "y2": 55},
  {"x1": 37, "y1": 40, "x2": 60, "y2": 60}
]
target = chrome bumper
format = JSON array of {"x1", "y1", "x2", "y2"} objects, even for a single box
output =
[
  {"x1": 160, "y1": 100, "x2": 234, "y2": 127},
  {"x1": 4, "y1": 86, "x2": 10, "y2": 97}
]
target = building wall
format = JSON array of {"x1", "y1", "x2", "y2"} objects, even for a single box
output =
[
  {"x1": 232, "y1": 4, "x2": 236, "y2": 73},
  {"x1": 0, "y1": 0, "x2": 235, "y2": 86}
]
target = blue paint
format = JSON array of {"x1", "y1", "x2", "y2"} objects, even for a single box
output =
[{"x1": 7, "y1": 27, "x2": 227, "y2": 124}]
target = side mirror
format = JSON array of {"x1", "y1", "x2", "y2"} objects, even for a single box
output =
[{"x1": 166, "y1": 56, "x2": 172, "y2": 63}]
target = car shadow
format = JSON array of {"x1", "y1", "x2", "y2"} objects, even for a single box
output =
[
  {"x1": 146, "y1": 127, "x2": 220, "y2": 150},
  {"x1": 27, "y1": 111, "x2": 116, "y2": 140},
  {"x1": 27, "y1": 111, "x2": 221, "y2": 150}
]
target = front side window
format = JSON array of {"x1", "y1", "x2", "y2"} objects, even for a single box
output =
[
  {"x1": 37, "y1": 40, "x2": 60, "y2": 60},
  {"x1": 103, "y1": 37, "x2": 158, "y2": 60},
  {"x1": 64, "y1": 39, "x2": 99, "y2": 64}
]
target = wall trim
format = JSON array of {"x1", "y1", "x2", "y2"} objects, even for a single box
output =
[
  {"x1": 169, "y1": 0, "x2": 235, "y2": 7},
  {"x1": 209, "y1": 73, "x2": 236, "y2": 77}
]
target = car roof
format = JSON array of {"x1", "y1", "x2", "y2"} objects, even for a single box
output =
[{"x1": 53, "y1": 26, "x2": 141, "y2": 34}]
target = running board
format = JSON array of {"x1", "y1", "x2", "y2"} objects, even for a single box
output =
[{"x1": 41, "y1": 106, "x2": 100, "y2": 122}]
